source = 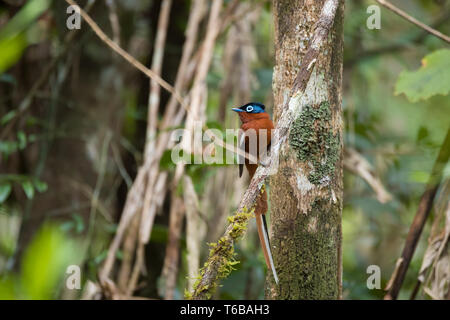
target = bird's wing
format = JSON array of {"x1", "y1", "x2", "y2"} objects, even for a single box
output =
[{"x1": 238, "y1": 129, "x2": 246, "y2": 178}]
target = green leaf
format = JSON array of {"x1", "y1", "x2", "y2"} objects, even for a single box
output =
[
  {"x1": 0, "y1": 276, "x2": 17, "y2": 299},
  {"x1": 1, "y1": 110, "x2": 16, "y2": 125},
  {"x1": 21, "y1": 180, "x2": 34, "y2": 199},
  {"x1": 416, "y1": 126, "x2": 429, "y2": 143},
  {"x1": 0, "y1": 141, "x2": 19, "y2": 156},
  {"x1": 395, "y1": 49, "x2": 450, "y2": 102},
  {"x1": 33, "y1": 179, "x2": 48, "y2": 193},
  {"x1": 0, "y1": 0, "x2": 52, "y2": 74},
  {"x1": 17, "y1": 131, "x2": 27, "y2": 150},
  {"x1": 21, "y1": 224, "x2": 74, "y2": 299},
  {"x1": 59, "y1": 221, "x2": 74, "y2": 232},
  {"x1": 0, "y1": 33, "x2": 27, "y2": 74},
  {"x1": 0, "y1": 183, "x2": 12, "y2": 203},
  {"x1": 0, "y1": 0, "x2": 52, "y2": 41},
  {"x1": 93, "y1": 250, "x2": 107, "y2": 265},
  {"x1": 159, "y1": 149, "x2": 176, "y2": 170},
  {"x1": 409, "y1": 170, "x2": 430, "y2": 184},
  {"x1": 72, "y1": 214, "x2": 85, "y2": 234}
]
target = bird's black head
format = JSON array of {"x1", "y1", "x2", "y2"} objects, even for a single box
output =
[{"x1": 232, "y1": 102, "x2": 266, "y2": 114}]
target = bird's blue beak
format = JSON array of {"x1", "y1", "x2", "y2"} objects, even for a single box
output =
[{"x1": 232, "y1": 108, "x2": 243, "y2": 112}]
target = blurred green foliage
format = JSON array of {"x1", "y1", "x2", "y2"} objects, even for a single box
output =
[
  {"x1": 0, "y1": 224, "x2": 77, "y2": 299},
  {"x1": 0, "y1": 0, "x2": 52, "y2": 73},
  {"x1": 395, "y1": 49, "x2": 450, "y2": 102},
  {"x1": 0, "y1": 175, "x2": 48, "y2": 204},
  {"x1": 0, "y1": 33, "x2": 27, "y2": 74}
]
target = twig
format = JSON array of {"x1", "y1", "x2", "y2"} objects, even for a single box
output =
[
  {"x1": 106, "y1": 0, "x2": 121, "y2": 46},
  {"x1": 127, "y1": 0, "x2": 172, "y2": 294},
  {"x1": 127, "y1": 242, "x2": 145, "y2": 295},
  {"x1": 159, "y1": 0, "x2": 207, "y2": 130},
  {"x1": 161, "y1": 195, "x2": 185, "y2": 299},
  {"x1": 190, "y1": 0, "x2": 341, "y2": 300},
  {"x1": 139, "y1": 0, "x2": 172, "y2": 246},
  {"x1": 86, "y1": 131, "x2": 113, "y2": 255},
  {"x1": 345, "y1": 9, "x2": 450, "y2": 66},
  {"x1": 64, "y1": 0, "x2": 186, "y2": 109},
  {"x1": 117, "y1": 213, "x2": 139, "y2": 291},
  {"x1": 173, "y1": 0, "x2": 223, "y2": 187},
  {"x1": 376, "y1": 0, "x2": 450, "y2": 44},
  {"x1": 126, "y1": 0, "x2": 173, "y2": 292},
  {"x1": 384, "y1": 128, "x2": 450, "y2": 300},
  {"x1": 145, "y1": 0, "x2": 172, "y2": 160},
  {"x1": 67, "y1": 178, "x2": 112, "y2": 223},
  {"x1": 344, "y1": 147, "x2": 392, "y2": 203},
  {"x1": 184, "y1": 175, "x2": 205, "y2": 292},
  {"x1": 111, "y1": 142, "x2": 132, "y2": 189}
]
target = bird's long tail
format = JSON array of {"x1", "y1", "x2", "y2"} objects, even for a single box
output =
[
  {"x1": 255, "y1": 212, "x2": 279, "y2": 284},
  {"x1": 248, "y1": 165, "x2": 278, "y2": 283}
]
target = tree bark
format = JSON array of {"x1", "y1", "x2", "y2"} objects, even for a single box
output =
[{"x1": 268, "y1": 0, "x2": 344, "y2": 299}]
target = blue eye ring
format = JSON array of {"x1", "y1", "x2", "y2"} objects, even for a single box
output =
[{"x1": 246, "y1": 105, "x2": 254, "y2": 112}]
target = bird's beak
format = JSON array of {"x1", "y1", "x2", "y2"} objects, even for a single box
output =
[{"x1": 232, "y1": 108, "x2": 243, "y2": 112}]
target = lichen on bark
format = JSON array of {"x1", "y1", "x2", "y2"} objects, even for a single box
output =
[{"x1": 289, "y1": 101, "x2": 340, "y2": 185}]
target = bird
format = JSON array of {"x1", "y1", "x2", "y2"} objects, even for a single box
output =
[{"x1": 232, "y1": 102, "x2": 278, "y2": 284}]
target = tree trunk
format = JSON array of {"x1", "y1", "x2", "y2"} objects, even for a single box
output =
[{"x1": 268, "y1": 0, "x2": 344, "y2": 299}]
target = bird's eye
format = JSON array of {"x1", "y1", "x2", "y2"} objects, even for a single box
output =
[{"x1": 246, "y1": 106, "x2": 254, "y2": 112}]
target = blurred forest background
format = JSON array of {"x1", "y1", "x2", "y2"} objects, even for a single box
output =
[{"x1": 0, "y1": 0, "x2": 449, "y2": 300}]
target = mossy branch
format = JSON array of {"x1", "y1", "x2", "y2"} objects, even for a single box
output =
[{"x1": 187, "y1": 207, "x2": 254, "y2": 300}]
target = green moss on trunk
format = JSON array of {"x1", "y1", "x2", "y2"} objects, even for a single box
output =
[{"x1": 271, "y1": 199, "x2": 341, "y2": 299}]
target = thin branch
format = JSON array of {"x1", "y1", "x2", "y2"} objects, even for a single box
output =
[
  {"x1": 111, "y1": 142, "x2": 132, "y2": 188},
  {"x1": 145, "y1": 0, "x2": 172, "y2": 159},
  {"x1": 127, "y1": 0, "x2": 172, "y2": 294},
  {"x1": 344, "y1": 147, "x2": 392, "y2": 203},
  {"x1": 117, "y1": 213, "x2": 139, "y2": 292},
  {"x1": 173, "y1": 0, "x2": 223, "y2": 187},
  {"x1": 139, "y1": 0, "x2": 173, "y2": 247},
  {"x1": 161, "y1": 195, "x2": 185, "y2": 299},
  {"x1": 127, "y1": 242, "x2": 145, "y2": 296},
  {"x1": 106, "y1": 0, "x2": 121, "y2": 46},
  {"x1": 345, "y1": 9, "x2": 450, "y2": 66},
  {"x1": 384, "y1": 128, "x2": 450, "y2": 300},
  {"x1": 86, "y1": 131, "x2": 113, "y2": 254},
  {"x1": 190, "y1": 0, "x2": 341, "y2": 300},
  {"x1": 184, "y1": 175, "x2": 205, "y2": 292},
  {"x1": 376, "y1": 0, "x2": 450, "y2": 44},
  {"x1": 159, "y1": 0, "x2": 207, "y2": 130},
  {"x1": 64, "y1": 0, "x2": 186, "y2": 109}
]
